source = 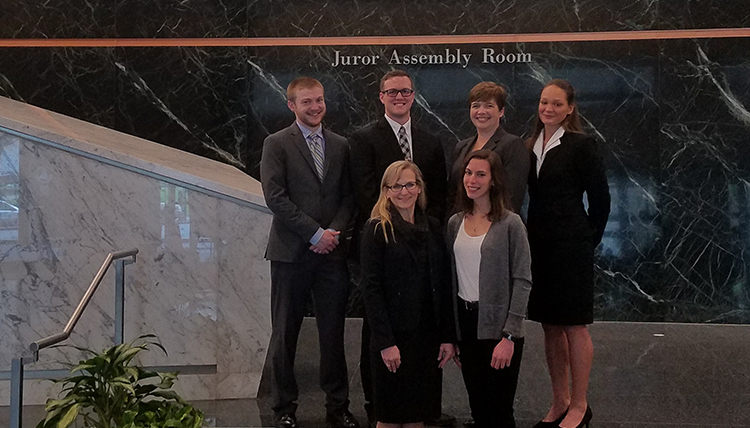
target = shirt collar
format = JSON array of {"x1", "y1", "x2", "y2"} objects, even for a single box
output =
[
  {"x1": 384, "y1": 114, "x2": 412, "y2": 137},
  {"x1": 296, "y1": 121, "x2": 323, "y2": 140},
  {"x1": 533, "y1": 126, "x2": 566, "y2": 157}
]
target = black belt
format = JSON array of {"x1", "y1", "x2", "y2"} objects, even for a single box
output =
[{"x1": 460, "y1": 299, "x2": 479, "y2": 311}]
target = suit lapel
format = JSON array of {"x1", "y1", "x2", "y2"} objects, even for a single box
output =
[
  {"x1": 482, "y1": 126, "x2": 507, "y2": 152},
  {"x1": 321, "y1": 128, "x2": 336, "y2": 180},
  {"x1": 537, "y1": 135, "x2": 565, "y2": 179},
  {"x1": 378, "y1": 118, "x2": 405, "y2": 161},
  {"x1": 411, "y1": 125, "x2": 423, "y2": 164},
  {"x1": 290, "y1": 123, "x2": 321, "y2": 181}
]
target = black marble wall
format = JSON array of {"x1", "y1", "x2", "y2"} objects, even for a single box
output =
[{"x1": 1, "y1": 1, "x2": 749, "y2": 323}]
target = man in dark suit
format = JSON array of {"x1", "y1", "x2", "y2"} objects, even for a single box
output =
[
  {"x1": 349, "y1": 70, "x2": 452, "y2": 427},
  {"x1": 261, "y1": 77, "x2": 358, "y2": 428},
  {"x1": 350, "y1": 70, "x2": 447, "y2": 228}
]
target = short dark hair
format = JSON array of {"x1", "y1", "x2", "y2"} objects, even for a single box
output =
[
  {"x1": 287, "y1": 77, "x2": 323, "y2": 101},
  {"x1": 455, "y1": 149, "x2": 510, "y2": 221},
  {"x1": 468, "y1": 81, "x2": 507, "y2": 110},
  {"x1": 380, "y1": 70, "x2": 413, "y2": 91}
]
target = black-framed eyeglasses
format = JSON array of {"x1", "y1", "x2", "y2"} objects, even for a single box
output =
[
  {"x1": 380, "y1": 88, "x2": 414, "y2": 97},
  {"x1": 387, "y1": 182, "x2": 418, "y2": 192}
]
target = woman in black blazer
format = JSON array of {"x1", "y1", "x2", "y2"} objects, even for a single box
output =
[
  {"x1": 360, "y1": 160, "x2": 456, "y2": 428},
  {"x1": 448, "y1": 82, "x2": 530, "y2": 214},
  {"x1": 526, "y1": 80, "x2": 610, "y2": 428}
]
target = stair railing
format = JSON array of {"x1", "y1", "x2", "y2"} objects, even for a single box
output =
[{"x1": 9, "y1": 248, "x2": 139, "y2": 428}]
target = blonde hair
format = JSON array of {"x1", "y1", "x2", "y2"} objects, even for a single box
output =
[
  {"x1": 287, "y1": 77, "x2": 323, "y2": 101},
  {"x1": 370, "y1": 161, "x2": 427, "y2": 242}
]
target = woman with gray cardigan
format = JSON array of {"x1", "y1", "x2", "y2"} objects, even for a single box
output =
[{"x1": 447, "y1": 149, "x2": 532, "y2": 428}]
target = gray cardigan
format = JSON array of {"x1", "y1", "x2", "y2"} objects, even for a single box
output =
[{"x1": 447, "y1": 211, "x2": 532, "y2": 340}]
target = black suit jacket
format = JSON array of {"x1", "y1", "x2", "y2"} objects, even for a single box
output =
[
  {"x1": 527, "y1": 132, "x2": 610, "y2": 246},
  {"x1": 260, "y1": 122, "x2": 355, "y2": 262},
  {"x1": 448, "y1": 126, "x2": 529, "y2": 214},
  {"x1": 359, "y1": 211, "x2": 455, "y2": 351},
  {"x1": 349, "y1": 117, "x2": 447, "y2": 230}
]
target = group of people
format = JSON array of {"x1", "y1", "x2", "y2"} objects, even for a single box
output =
[{"x1": 260, "y1": 70, "x2": 611, "y2": 428}]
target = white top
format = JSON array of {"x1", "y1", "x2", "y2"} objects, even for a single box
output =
[
  {"x1": 384, "y1": 114, "x2": 413, "y2": 156},
  {"x1": 453, "y1": 216, "x2": 485, "y2": 302},
  {"x1": 532, "y1": 126, "x2": 565, "y2": 176}
]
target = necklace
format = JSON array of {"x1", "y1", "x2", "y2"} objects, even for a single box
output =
[{"x1": 465, "y1": 212, "x2": 490, "y2": 235}]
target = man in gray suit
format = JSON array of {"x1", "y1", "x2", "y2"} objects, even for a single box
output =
[{"x1": 261, "y1": 77, "x2": 358, "y2": 428}]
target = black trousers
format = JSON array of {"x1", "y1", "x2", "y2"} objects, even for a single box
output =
[
  {"x1": 269, "y1": 257, "x2": 350, "y2": 417},
  {"x1": 457, "y1": 303, "x2": 524, "y2": 428},
  {"x1": 360, "y1": 315, "x2": 374, "y2": 417}
]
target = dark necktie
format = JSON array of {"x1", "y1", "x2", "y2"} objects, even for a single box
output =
[{"x1": 397, "y1": 126, "x2": 412, "y2": 161}]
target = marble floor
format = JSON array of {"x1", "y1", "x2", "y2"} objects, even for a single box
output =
[{"x1": 3, "y1": 319, "x2": 750, "y2": 428}]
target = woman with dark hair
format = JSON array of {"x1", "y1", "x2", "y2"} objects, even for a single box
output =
[
  {"x1": 360, "y1": 161, "x2": 456, "y2": 428},
  {"x1": 526, "y1": 80, "x2": 610, "y2": 428},
  {"x1": 447, "y1": 149, "x2": 532, "y2": 428},
  {"x1": 448, "y1": 82, "x2": 529, "y2": 214}
]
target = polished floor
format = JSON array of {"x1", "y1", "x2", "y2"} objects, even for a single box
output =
[{"x1": 4, "y1": 319, "x2": 750, "y2": 427}]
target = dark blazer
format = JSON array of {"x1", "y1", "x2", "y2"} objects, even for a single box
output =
[
  {"x1": 260, "y1": 122, "x2": 355, "y2": 262},
  {"x1": 349, "y1": 117, "x2": 447, "y2": 229},
  {"x1": 359, "y1": 211, "x2": 455, "y2": 351},
  {"x1": 448, "y1": 126, "x2": 529, "y2": 214},
  {"x1": 527, "y1": 132, "x2": 610, "y2": 246}
]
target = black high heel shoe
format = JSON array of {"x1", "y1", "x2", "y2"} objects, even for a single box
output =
[
  {"x1": 532, "y1": 408, "x2": 568, "y2": 428},
  {"x1": 558, "y1": 406, "x2": 592, "y2": 428}
]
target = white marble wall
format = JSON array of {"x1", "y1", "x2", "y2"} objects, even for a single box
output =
[{"x1": 0, "y1": 97, "x2": 272, "y2": 404}]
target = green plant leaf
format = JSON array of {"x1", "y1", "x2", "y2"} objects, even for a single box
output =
[
  {"x1": 69, "y1": 363, "x2": 96, "y2": 374},
  {"x1": 38, "y1": 334, "x2": 203, "y2": 428},
  {"x1": 114, "y1": 346, "x2": 145, "y2": 366},
  {"x1": 55, "y1": 402, "x2": 81, "y2": 428},
  {"x1": 44, "y1": 396, "x2": 76, "y2": 411},
  {"x1": 150, "y1": 390, "x2": 179, "y2": 400}
]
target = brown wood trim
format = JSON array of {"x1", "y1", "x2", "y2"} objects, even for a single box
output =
[{"x1": 0, "y1": 28, "x2": 748, "y2": 47}]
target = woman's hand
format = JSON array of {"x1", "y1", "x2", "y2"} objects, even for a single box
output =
[
  {"x1": 381, "y1": 345, "x2": 401, "y2": 373},
  {"x1": 437, "y1": 343, "x2": 456, "y2": 368},
  {"x1": 452, "y1": 344, "x2": 462, "y2": 367},
  {"x1": 491, "y1": 338, "x2": 514, "y2": 369}
]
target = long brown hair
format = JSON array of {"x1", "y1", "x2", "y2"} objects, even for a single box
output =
[
  {"x1": 527, "y1": 79, "x2": 583, "y2": 149},
  {"x1": 455, "y1": 150, "x2": 509, "y2": 221},
  {"x1": 370, "y1": 161, "x2": 427, "y2": 242}
]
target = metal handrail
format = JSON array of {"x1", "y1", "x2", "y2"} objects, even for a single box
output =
[
  {"x1": 29, "y1": 248, "x2": 138, "y2": 353},
  {"x1": 10, "y1": 248, "x2": 139, "y2": 428}
]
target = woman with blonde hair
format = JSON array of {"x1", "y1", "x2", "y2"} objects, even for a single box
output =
[{"x1": 360, "y1": 160, "x2": 456, "y2": 428}]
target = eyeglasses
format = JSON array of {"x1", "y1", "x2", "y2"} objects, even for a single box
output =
[
  {"x1": 380, "y1": 88, "x2": 414, "y2": 97},
  {"x1": 387, "y1": 182, "x2": 418, "y2": 192}
]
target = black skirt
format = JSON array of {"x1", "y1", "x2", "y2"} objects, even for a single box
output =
[
  {"x1": 370, "y1": 317, "x2": 441, "y2": 423},
  {"x1": 527, "y1": 237, "x2": 594, "y2": 325}
]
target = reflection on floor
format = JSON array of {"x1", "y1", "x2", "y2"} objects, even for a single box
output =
[{"x1": 4, "y1": 319, "x2": 750, "y2": 427}]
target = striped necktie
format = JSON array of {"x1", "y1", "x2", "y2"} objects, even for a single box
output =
[
  {"x1": 308, "y1": 133, "x2": 325, "y2": 180},
  {"x1": 397, "y1": 126, "x2": 412, "y2": 161}
]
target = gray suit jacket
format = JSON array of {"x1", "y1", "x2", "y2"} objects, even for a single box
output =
[{"x1": 260, "y1": 122, "x2": 355, "y2": 262}]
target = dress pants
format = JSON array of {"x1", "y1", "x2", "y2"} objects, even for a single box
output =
[
  {"x1": 457, "y1": 302, "x2": 524, "y2": 428},
  {"x1": 360, "y1": 315, "x2": 374, "y2": 418},
  {"x1": 269, "y1": 256, "x2": 350, "y2": 417}
]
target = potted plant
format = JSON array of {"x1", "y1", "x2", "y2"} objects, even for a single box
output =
[{"x1": 36, "y1": 334, "x2": 204, "y2": 428}]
